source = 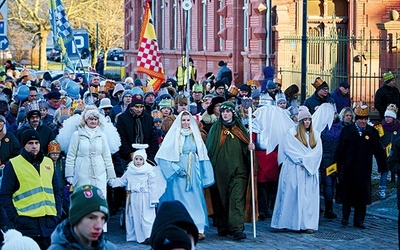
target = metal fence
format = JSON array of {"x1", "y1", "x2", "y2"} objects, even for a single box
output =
[{"x1": 277, "y1": 29, "x2": 400, "y2": 107}]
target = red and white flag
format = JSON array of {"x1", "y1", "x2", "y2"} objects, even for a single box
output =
[{"x1": 137, "y1": 1, "x2": 165, "y2": 92}]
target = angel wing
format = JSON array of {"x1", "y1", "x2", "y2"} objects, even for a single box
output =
[
  {"x1": 56, "y1": 114, "x2": 81, "y2": 153},
  {"x1": 252, "y1": 105, "x2": 295, "y2": 154},
  {"x1": 99, "y1": 116, "x2": 121, "y2": 154},
  {"x1": 312, "y1": 103, "x2": 335, "y2": 133}
]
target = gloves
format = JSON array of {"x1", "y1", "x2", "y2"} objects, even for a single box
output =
[
  {"x1": 66, "y1": 177, "x2": 73, "y2": 185},
  {"x1": 177, "y1": 169, "x2": 187, "y2": 177}
]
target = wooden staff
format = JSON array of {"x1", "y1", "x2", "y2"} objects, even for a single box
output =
[{"x1": 244, "y1": 97, "x2": 256, "y2": 238}]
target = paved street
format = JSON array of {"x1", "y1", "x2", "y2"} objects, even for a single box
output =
[{"x1": 105, "y1": 195, "x2": 399, "y2": 249}]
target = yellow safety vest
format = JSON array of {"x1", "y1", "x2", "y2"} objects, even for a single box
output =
[
  {"x1": 177, "y1": 65, "x2": 196, "y2": 86},
  {"x1": 10, "y1": 155, "x2": 57, "y2": 217}
]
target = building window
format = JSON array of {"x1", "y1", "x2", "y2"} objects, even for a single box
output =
[
  {"x1": 219, "y1": 0, "x2": 224, "y2": 51},
  {"x1": 173, "y1": 0, "x2": 178, "y2": 49},
  {"x1": 160, "y1": 1, "x2": 165, "y2": 49},
  {"x1": 243, "y1": 0, "x2": 249, "y2": 49}
]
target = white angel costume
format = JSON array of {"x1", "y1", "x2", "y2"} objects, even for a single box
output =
[
  {"x1": 155, "y1": 111, "x2": 215, "y2": 234},
  {"x1": 252, "y1": 104, "x2": 334, "y2": 231},
  {"x1": 271, "y1": 127, "x2": 322, "y2": 230},
  {"x1": 111, "y1": 148, "x2": 166, "y2": 243}
]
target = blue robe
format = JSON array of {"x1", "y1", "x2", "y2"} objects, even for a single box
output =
[{"x1": 157, "y1": 135, "x2": 214, "y2": 233}]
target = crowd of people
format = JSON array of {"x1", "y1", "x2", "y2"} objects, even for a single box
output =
[{"x1": 0, "y1": 58, "x2": 398, "y2": 249}]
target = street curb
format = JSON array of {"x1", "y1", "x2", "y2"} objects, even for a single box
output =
[{"x1": 366, "y1": 194, "x2": 398, "y2": 221}]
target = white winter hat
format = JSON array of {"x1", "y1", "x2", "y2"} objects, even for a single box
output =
[
  {"x1": 298, "y1": 105, "x2": 311, "y2": 121},
  {"x1": 384, "y1": 109, "x2": 397, "y2": 119},
  {"x1": 132, "y1": 144, "x2": 149, "y2": 162},
  {"x1": 2, "y1": 229, "x2": 40, "y2": 250}
]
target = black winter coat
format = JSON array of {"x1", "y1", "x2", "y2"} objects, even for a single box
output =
[
  {"x1": 304, "y1": 92, "x2": 335, "y2": 114},
  {"x1": 374, "y1": 84, "x2": 400, "y2": 120},
  {"x1": 0, "y1": 131, "x2": 20, "y2": 164},
  {"x1": 116, "y1": 109, "x2": 159, "y2": 162},
  {"x1": 335, "y1": 123, "x2": 387, "y2": 206}
]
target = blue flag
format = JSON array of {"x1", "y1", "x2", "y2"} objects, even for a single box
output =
[{"x1": 49, "y1": 0, "x2": 74, "y2": 72}]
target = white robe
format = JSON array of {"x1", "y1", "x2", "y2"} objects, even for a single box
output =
[
  {"x1": 271, "y1": 127, "x2": 322, "y2": 231},
  {"x1": 112, "y1": 163, "x2": 166, "y2": 243}
]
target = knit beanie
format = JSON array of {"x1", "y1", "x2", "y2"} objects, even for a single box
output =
[
  {"x1": 129, "y1": 94, "x2": 144, "y2": 107},
  {"x1": 69, "y1": 185, "x2": 109, "y2": 226},
  {"x1": 134, "y1": 78, "x2": 143, "y2": 87},
  {"x1": 297, "y1": 106, "x2": 311, "y2": 121},
  {"x1": 2, "y1": 229, "x2": 40, "y2": 250},
  {"x1": 384, "y1": 104, "x2": 397, "y2": 119},
  {"x1": 21, "y1": 129, "x2": 40, "y2": 146},
  {"x1": 133, "y1": 149, "x2": 147, "y2": 162},
  {"x1": 267, "y1": 80, "x2": 276, "y2": 89},
  {"x1": 152, "y1": 225, "x2": 192, "y2": 250},
  {"x1": 219, "y1": 101, "x2": 236, "y2": 114}
]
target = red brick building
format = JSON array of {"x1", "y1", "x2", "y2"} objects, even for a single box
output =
[{"x1": 124, "y1": 0, "x2": 400, "y2": 101}]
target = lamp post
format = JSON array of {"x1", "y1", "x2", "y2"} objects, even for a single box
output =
[{"x1": 300, "y1": 0, "x2": 308, "y2": 103}]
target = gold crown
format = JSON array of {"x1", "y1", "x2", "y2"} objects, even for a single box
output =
[
  {"x1": 312, "y1": 77, "x2": 325, "y2": 89},
  {"x1": 387, "y1": 104, "x2": 398, "y2": 113},
  {"x1": 228, "y1": 85, "x2": 239, "y2": 96},
  {"x1": 48, "y1": 140, "x2": 61, "y2": 154},
  {"x1": 355, "y1": 105, "x2": 369, "y2": 117},
  {"x1": 90, "y1": 86, "x2": 99, "y2": 94},
  {"x1": 151, "y1": 110, "x2": 163, "y2": 119}
]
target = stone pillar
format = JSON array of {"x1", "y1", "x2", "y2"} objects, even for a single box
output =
[{"x1": 376, "y1": 10, "x2": 400, "y2": 77}]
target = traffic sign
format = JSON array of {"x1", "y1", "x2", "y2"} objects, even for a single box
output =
[
  {"x1": 0, "y1": 36, "x2": 9, "y2": 50},
  {"x1": 66, "y1": 29, "x2": 89, "y2": 56},
  {"x1": 0, "y1": 0, "x2": 7, "y2": 37}
]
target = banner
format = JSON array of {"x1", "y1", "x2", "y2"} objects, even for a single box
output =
[{"x1": 137, "y1": 1, "x2": 165, "y2": 92}]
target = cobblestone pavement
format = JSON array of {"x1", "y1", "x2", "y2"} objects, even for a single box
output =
[{"x1": 105, "y1": 196, "x2": 399, "y2": 250}]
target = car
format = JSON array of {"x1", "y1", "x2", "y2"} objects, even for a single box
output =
[
  {"x1": 46, "y1": 48, "x2": 53, "y2": 60},
  {"x1": 70, "y1": 54, "x2": 91, "y2": 70},
  {"x1": 107, "y1": 49, "x2": 124, "y2": 61},
  {"x1": 48, "y1": 49, "x2": 61, "y2": 62}
]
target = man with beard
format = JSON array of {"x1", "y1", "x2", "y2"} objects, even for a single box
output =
[
  {"x1": 116, "y1": 94, "x2": 159, "y2": 163},
  {"x1": 304, "y1": 77, "x2": 335, "y2": 114},
  {"x1": 16, "y1": 101, "x2": 55, "y2": 154}
]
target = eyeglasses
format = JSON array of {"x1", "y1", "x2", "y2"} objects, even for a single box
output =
[{"x1": 321, "y1": 87, "x2": 329, "y2": 91}]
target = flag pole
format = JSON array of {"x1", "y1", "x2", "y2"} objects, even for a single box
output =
[{"x1": 248, "y1": 103, "x2": 257, "y2": 238}]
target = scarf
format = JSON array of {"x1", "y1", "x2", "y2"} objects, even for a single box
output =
[
  {"x1": 129, "y1": 110, "x2": 144, "y2": 143},
  {"x1": 83, "y1": 125, "x2": 98, "y2": 138},
  {"x1": 128, "y1": 162, "x2": 153, "y2": 175},
  {"x1": 180, "y1": 128, "x2": 193, "y2": 136},
  {"x1": 206, "y1": 116, "x2": 249, "y2": 165},
  {"x1": 382, "y1": 119, "x2": 400, "y2": 133}
]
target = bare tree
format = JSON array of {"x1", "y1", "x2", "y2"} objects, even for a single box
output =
[
  {"x1": 9, "y1": 0, "x2": 96, "y2": 70},
  {"x1": 9, "y1": 0, "x2": 123, "y2": 70},
  {"x1": 80, "y1": 0, "x2": 124, "y2": 68}
]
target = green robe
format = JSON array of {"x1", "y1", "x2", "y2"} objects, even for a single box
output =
[{"x1": 206, "y1": 120, "x2": 250, "y2": 234}]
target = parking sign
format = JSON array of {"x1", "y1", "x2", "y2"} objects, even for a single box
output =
[{"x1": 66, "y1": 29, "x2": 89, "y2": 56}]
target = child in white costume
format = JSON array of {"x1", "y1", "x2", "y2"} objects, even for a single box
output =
[{"x1": 110, "y1": 144, "x2": 166, "y2": 243}]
